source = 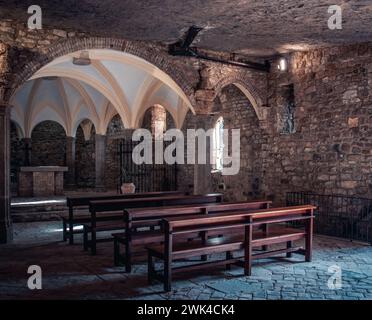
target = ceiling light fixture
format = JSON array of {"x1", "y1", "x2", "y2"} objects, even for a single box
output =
[{"x1": 278, "y1": 57, "x2": 288, "y2": 72}]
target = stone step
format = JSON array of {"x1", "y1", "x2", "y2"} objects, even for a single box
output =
[
  {"x1": 12, "y1": 210, "x2": 67, "y2": 223},
  {"x1": 11, "y1": 198, "x2": 89, "y2": 222},
  {"x1": 11, "y1": 203, "x2": 67, "y2": 214}
]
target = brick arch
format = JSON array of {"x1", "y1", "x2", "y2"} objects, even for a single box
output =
[
  {"x1": 7, "y1": 37, "x2": 196, "y2": 108},
  {"x1": 213, "y1": 74, "x2": 267, "y2": 121}
]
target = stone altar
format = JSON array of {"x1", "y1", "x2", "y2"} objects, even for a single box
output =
[{"x1": 18, "y1": 166, "x2": 68, "y2": 197}]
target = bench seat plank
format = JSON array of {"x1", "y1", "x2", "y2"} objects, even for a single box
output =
[{"x1": 147, "y1": 227, "x2": 304, "y2": 260}]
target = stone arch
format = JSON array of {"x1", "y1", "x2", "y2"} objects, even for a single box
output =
[
  {"x1": 105, "y1": 113, "x2": 126, "y2": 136},
  {"x1": 213, "y1": 74, "x2": 267, "y2": 121},
  {"x1": 28, "y1": 100, "x2": 68, "y2": 137},
  {"x1": 10, "y1": 119, "x2": 24, "y2": 139},
  {"x1": 72, "y1": 117, "x2": 96, "y2": 140},
  {"x1": 7, "y1": 37, "x2": 197, "y2": 111},
  {"x1": 135, "y1": 102, "x2": 180, "y2": 129}
]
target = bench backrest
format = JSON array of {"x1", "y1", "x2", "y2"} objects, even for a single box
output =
[
  {"x1": 66, "y1": 191, "x2": 186, "y2": 208},
  {"x1": 163, "y1": 205, "x2": 316, "y2": 233},
  {"x1": 125, "y1": 200, "x2": 272, "y2": 220},
  {"x1": 89, "y1": 193, "x2": 223, "y2": 213}
]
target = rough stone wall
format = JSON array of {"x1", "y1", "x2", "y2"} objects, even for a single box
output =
[
  {"x1": 10, "y1": 121, "x2": 24, "y2": 191},
  {"x1": 0, "y1": 40, "x2": 10, "y2": 101},
  {"x1": 263, "y1": 43, "x2": 372, "y2": 204},
  {"x1": 104, "y1": 115, "x2": 125, "y2": 190},
  {"x1": 75, "y1": 124, "x2": 95, "y2": 188},
  {"x1": 30, "y1": 121, "x2": 66, "y2": 167},
  {"x1": 210, "y1": 85, "x2": 264, "y2": 202},
  {"x1": 176, "y1": 111, "x2": 197, "y2": 194}
]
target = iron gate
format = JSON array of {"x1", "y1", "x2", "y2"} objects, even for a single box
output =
[
  {"x1": 286, "y1": 192, "x2": 372, "y2": 244},
  {"x1": 116, "y1": 139, "x2": 177, "y2": 193}
]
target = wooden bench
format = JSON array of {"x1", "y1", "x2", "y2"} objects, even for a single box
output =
[
  {"x1": 85, "y1": 193, "x2": 223, "y2": 254},
  {"x1": 62, "y1": 191, "x2": 186, "y2": 244},
  {"x1": 113, "y1": 200, "x2": 272, "y2": 272},
  {"x1": 146, "y1": 205, "x2": 315, "y2": 291}
]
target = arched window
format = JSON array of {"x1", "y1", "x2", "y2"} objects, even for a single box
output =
[{"x1": 212, "y1": 117, "x2": 224, "y2": 172}]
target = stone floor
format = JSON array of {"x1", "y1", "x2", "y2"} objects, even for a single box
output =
[{"x1": 0, "y1": 221, "x2": 372, "y2": 300}]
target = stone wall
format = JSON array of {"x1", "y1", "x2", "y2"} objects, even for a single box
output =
[
  {"x1": 210, "y1": 85, "x2": 264, "y2": 202},
  {"x1": 193, "y1": 43, "x2": 372, "y2": 205},
  {"x1": 10, "y1": 121, "x2": 24, "y2": 191},
  {"x1": 261, "y1": 43, "x2": 372, "y2": 204},
  {"x1": 75, "y1": 124, "x2": 95, "y2": 188},
  {"x1": 30, "y1": 121, "x2": 66, "y2": 167}
]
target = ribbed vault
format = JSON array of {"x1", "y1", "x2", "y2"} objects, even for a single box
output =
[{"x1": 10, "y1": 49, "x2": 194, "y2": 137}]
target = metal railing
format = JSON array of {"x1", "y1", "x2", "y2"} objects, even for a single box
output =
[
  {"x1": 286, "y1": 192, "x2": 372, "y2": 244},
  {"x1": 116, "y1": 140, "x2": 177, "y2": 193}
]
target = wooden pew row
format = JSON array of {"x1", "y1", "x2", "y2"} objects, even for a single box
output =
[
  {"x1": 62, "y1": 191, "x2": 187, "y2": 244},
  {"x1": 86, "y1": 193, "x2": 223, "y2": 254},
  {"x1": 113, "y1": 200, "x2": 272, "y2": 272},
  {"x1": 146, "y1": 205, "x2": 316, "y2": 291}
]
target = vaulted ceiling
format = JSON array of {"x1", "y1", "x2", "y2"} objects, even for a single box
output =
[
  {"x1": 1, "y1": 1, "x2": 372, "y2": 56},
  {"x1": 10, "y1": 49, "x2": 193, "y2": 137}
]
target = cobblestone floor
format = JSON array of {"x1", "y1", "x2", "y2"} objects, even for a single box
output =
[{"x1": 0, "y1": 221, "x2": 372, "y2": 300}]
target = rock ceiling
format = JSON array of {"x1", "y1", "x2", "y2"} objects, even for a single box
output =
[{"x1": 1, "y1": 0, "x2": 372, "y2": 56}]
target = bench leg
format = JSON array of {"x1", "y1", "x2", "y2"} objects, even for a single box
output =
[
  {"x1": 83, "y1": 226, "x2": 89, "y2": 251},
  {"x1": 148, "y1": 251, "x2": 155, "y2": 285},
  {"x1": 114, "y1": 237, "x2": 120, "y2": 266},
  {"x1": 62, "y1": 220, "x2": 67, "y2": 242},
  {"x1": 262, "y1": 223, "x2": 268, "y2": 251},
  {"x1": 286, "y1": 241, "x2": 293, "y2": 258},
  {"x1": 244, "y1": 224, "x2": 253, "y2": 276},
  {"x1": 201, "y1": 231, "x2": 208, "y2": 261},
  {"x1": 164, "y1": 228, "x2": 172, "y2": 292},
  {"x1": 91, "y1": 229, "x2": 97, "y2": 255},
  {"x1": 125, "y1": 238, "x2": 132, "y2": 273},
  {"x1": 226, "y1": 251, "x2": 233, "y2": 270},
  {"x1": 305, "y1": 218, "x2": 313, "y2": 262}
]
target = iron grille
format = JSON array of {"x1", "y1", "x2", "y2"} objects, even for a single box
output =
[{"x1": 286, "y1": 192, "x2": 372, "y2": 244}]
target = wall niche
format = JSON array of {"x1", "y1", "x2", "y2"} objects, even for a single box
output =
[{"x1": 278, "y1": 83, "x2": 296, "y2": 134}]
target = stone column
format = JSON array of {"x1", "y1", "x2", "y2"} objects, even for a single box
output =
[
  {"x1": 22, "y1": 137, "x2": 32, "y2": 166},
  {"x1": 95, "y1": 134, "x2": 107, "y2": 191},
  {"x1": 65, "y1": 136, "x2": 76, "y2": 188},
  {"x1": 0, "y1": 104, "x2": 12, "y2": 243},
  {"x1": 193, "y1": 114, "x2": 213, "y2": 195}
]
